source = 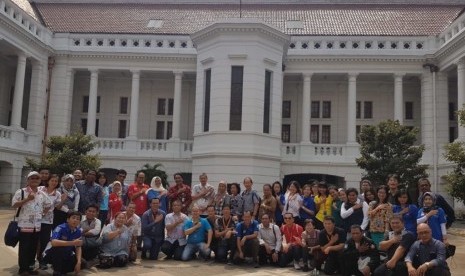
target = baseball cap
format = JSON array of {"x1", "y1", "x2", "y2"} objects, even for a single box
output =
[{"x1": 27, "y1": 171, "x2": 40, "y2": 179}]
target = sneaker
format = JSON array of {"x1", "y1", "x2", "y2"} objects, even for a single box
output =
[{"x1": 294, "y1": 260, "x2": 301, "y2": 270}]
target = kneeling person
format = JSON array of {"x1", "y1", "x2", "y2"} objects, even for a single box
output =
[
  {"x1": 342, "y1": 225, "x2": 380, "y2": 276},
  {"x1": 44, "y1": 211, "x2": 83, "y2": 275},
  {"x1": 234, "y1": 211, "x2": 260, "y2": 268},
  {"x1": 182, "y1": 206, "x2": 212, "y2": 261}
]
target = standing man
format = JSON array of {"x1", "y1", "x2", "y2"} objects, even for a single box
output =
[
  {"x1": 182, "y1": 206, "x2": 212, "y2": 261},
  {"x1": 38, "y1": 167, "x2": 50, "y2": 187},
  {"x1": 241, "y1": 177, "x2": 260, "y2": 219},
  {"x1": 127, "y1": 171, "x2": 149, "y2": 217},
  {"x1": 417, "y1": 178, "x2": 455, "y2": 228},
  {"x1": 374, "y1": 215, "x2": 416, "y2": 276},
  {"x1": 12, "y1": 171, "x2": 52, "y2": 275},
  {"x1": 141, "y1": 198, "x2": 166, "y2": 260},
  {"x1": 235, "y1": 211, "x2": 260, "y2": 268},
  {"x1": 258, "y1": 213, "x2": 282, "y2": 266},
  {"x1": 405, "y1": 223, "x2": 451, "y2": 276},
  {"x1": 73, "y1": 169, "x2": 83, "y2": 182},
  {"x1": 387, "y1": 174, "x2": 400, "y2": 205},
  {"x1": 359, "y1": 179, "x2": 372, "y2": 200},
  {"x1": 75, "y1": 169, "x2": 103, "y2": 214},
  {"x1": 161, "y1": 200, "x2": 188, "y2": 260},
  {"x1": 168, "y1": 173, "x2": 192, "y2": 214},
  {"x1": 191, "y1": 173, "x2": 215, "y2": 217},
  {"x1": 318, "y1": 216, "x2": 346, "y2": 275}
]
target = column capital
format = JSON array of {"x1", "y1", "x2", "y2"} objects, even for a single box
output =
[
  {"x1": 348, "y1": 72, "x2": 359, "y2": 80},
  {"x1": 16, "y1": 52, "x2": 27, "y2": 63},
  {"x1": 393, "y1": 73, "x2": 406, "y2": 79},
  {"x1": 130, "y1": 69, "x2": 140, "y2": 75},
  {"x1": 173, "y1": 70, "x2": 183, "y2": 78},
  {"x1": 457, "y1": 57, "x2": 465, "y2": 71},
  {"x1": 302, "y1": 72, "x2": 314, "y2": 80},
  {"x1": 89, "y1": 68, "x2": 99, "y2": 75}
]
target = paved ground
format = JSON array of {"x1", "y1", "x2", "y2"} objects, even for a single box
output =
[{"x1": 0, "y1": 209, "x2": 464, "y2": 275}]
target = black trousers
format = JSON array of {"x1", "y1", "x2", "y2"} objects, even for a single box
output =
[
  {"x1": 37, "y1": 223, "x2": 53, "y2": 263},
  {"x1": 161, "y1": 240, "x2": 185, "y2": 260},
  {"x1": 215, "y1": 238, "x2": 236, "y2": 262},
  {"x1": 279, "y1": 244, "x2": 302, "y2": 267},
  {"x1": 258, "y1": 246, "x2": 281, "y2": 265},
  {"x1": 53, "y1": 210, "x2": 67, "y2": 229},
  {"x1": 374, "y1": 262, "x2": 408, "y2": 276},
  {"x1": 18, "y1": 230, "x2": 39, "y2": 273},
  {"x1": 46, "y1": 247, "x2": 77, "y2": 274},
  {"x1": 319, "y1": 250, "x2": 343, "y2": 275}
]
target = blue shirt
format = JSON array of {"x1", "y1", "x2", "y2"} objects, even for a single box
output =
[
  {"x1": 51, "y1": 223, "x2": 82, "y2": 255},
  {"x1": 100, "y1": 186, "x2": 109, "y2": 211},
  {"x1": 236, "y1": 220, "x2": 259, "y2": 238},
  {"x1": 393, "y1": 204, "x2": 418, "y2": 236},
  {"x1": 275, "y1": 194, "x2": 285, "y2": 223},
  {"x1": 141, "y1": 209, "x2": 166, "y2": 240},
  {"x1": 76, "y1": 181, "x2": 103, "y2": 213},
  {"x1": 300, "y1": 196, "x2": 316, "y2": 220},
  {"x1": 405, "y1": 238, "x2": 448, "y2": 269},
  {"x1": 184, "y1": 218, "x2": 211, "y2": 244},
  {"x1": 417, "y1": 207, "x2": 446, "y2": 241}
]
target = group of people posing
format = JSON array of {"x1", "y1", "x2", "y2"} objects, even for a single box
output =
[{"x1": 12, "y1": 169, "x2": 454, "y2": 276}]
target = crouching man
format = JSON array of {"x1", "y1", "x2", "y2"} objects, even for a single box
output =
[
  {"x1": 43, "y1": 211, "x2": 83, "y2": 275},
  {"x1": 342, "y1": 225, "x2": 380, "y2": 276}
]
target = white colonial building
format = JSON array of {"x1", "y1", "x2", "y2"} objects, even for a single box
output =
[{"x1": 1, "y1": 0, "x2": 465, "y2": 205}]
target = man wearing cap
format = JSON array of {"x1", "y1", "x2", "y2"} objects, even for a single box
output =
[{"x1": 12, "y1": 171, "x2": 53, "y2": 275}]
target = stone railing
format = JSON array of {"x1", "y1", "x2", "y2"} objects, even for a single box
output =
[
  {"x1": 93, "y1": 137, "x2": 193, "y2": 159},
  {"x1": 0, "y1": 125, "x2": 41, "y2": 153},
  {"x1": 282, "y1": 143, "x2": 360, "y2": 163},
  {"x1": 439, "y1": 11, "x2": 465, "y2": 46},
  {"x1": 0, "y1": 0, "x2": 53, "y2": 46},
  {"x1": 287, "y1": 36, "x2": 436, "y2": 55},
  {"x1": 52, "y1": 33, "x2": 197, "y2": 54}
]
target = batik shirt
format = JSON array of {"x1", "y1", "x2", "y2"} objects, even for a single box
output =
[{"x1": 12, "y1": 186, "x2": 52, "y2": 232}]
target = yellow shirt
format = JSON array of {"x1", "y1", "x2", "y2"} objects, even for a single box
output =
[{"x1": 314, "y1": 195, "x2": 333, "y2": 222}]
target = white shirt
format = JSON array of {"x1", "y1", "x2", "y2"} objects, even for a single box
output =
[{"x1": 12, "y1": 186, "x2": 52, "y2": 232}]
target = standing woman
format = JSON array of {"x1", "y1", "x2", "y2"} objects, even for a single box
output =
[
  {"x1": 55, "y1": 174, "x2": 80, "y2": 227},
  {"x1": 259, "y1": 184, "x2": 277, "y2": 221},
  {"x1": 146, "y1": 176, "x2": 168, "y2": 212},
  {"x1": 213, "y1": 181, "x2": 231, "y2": 216},
  {"x1": 314, "y1": 183, "x2": 333, "y2": 230},
  {"x1": 368, "y1": 185, "x2": 393, "y2": 248},
  {"x1": 109, "y1": 181, "x2": 124, "y2": 221},
  {"x1": 363, "y1": 188, "x2": 375, "y2": 205},
  {"x1": 38, "y1": 174, "x2": 63, "y2": 270},
  {"x1": 392, "y1": 189, "x2": 418, "y2": 238},
  {"x1": 283, "y1": 181, "x2": 303, "y2": 225},
  {"x1": 417, "y1": 192, "x2": 447, "y2": 243},
  {"x1": 272, "y1": 181, "x2": 285, "y2": 226},
  {"x1": 229, "y1": 182, "x2": 243, "y2": 221},
  {"x1": 97, "y1": 172, "x2": 110, "y2": 224},
  {"x1": 329, "y1": 186, "x2": 344, "y2": 228},
  {"x1": 340, "y1": 188, "x2": 369, "y2": 236},
  {"x1": 300, "y1": 184, "x2": 316, "y2": 226}
]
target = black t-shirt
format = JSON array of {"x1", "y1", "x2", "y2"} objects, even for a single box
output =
[
  {"x1": 383, "y1": 230, "x2": 416, "y2": 259},
  {"x1": 318, "y1": 227, "x2": 346, "y2": 247}
]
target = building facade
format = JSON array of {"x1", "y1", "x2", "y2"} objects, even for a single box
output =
[{"x1": 1, "y1": 0, "x2": 465, "y2": 206}]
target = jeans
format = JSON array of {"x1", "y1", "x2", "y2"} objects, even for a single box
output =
[
  {"x1": 142, "y1": 236, "x2": 164, "y2": 259},
  {"x1": 181, "y1": 242, "x2": 211, "y2": 261}
]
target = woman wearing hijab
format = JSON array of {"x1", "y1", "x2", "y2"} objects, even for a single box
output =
[
  {"x1": 417, "y1": 192, "x2": 448, "y2": 243},
  {"x1": 146, "y1": 176, "x2": 168, "y2": 212}
]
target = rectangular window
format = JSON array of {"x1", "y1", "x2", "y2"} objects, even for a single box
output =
[
  {"x1": 118, "y1": 120, "x2": 127, "y2": 138},
  {"x1": 322, "y1": 101, "x2": 331, "y2": 118},
  {"x1": 450, "y1": 127, "x2": 457, "y2": 143},
  {"x1": 356, "y1": 125, "x2": 361, "y2": 143},
  {"x1": 167, "y1": 121, "x2": 173, "y2": 139},
  {"x1": 322, "y1": 125, "x2": 331, "y2": 144},
  {"x1": 230, "y1": 66, "x2": 243, "y2": 130},
  {"x1": 82, "y1": 96, "x2": 89, "y2": 113},
  {"x1": 204, "y1": 69, "x2": 211, "y2": 132},
  {"x1": 81, "y1": 118, "x2": 87, "y2": 134},
  {"x1": 168, "y1": 98, "x2": 174, "y2": 116},
  {"x1": 364, "y1": 101, "x2": 373, "y2": 119},
  {"x1": 282, "y1": 101, "x2": 291, "y2": 118},
  {"x1": 263, "y1": 70, "x2": 272, "y2": 134},
  {"x1": 356, "y1": 101, "x2": 361, "y2": 119},
  {"x1": 282, "y1": 124, "x2": 291, "y2": 143},
  {"x1": 156, "y1": 121, "x2": 165, "y2": 139},
  {"x1": 311, "y1": 101, "x2": 320, "y2": 118},
  {"x1": 119, "y1": 97, "x2": 128, "y2": 114},
  {"x1": 96, "y1": 96, "x2": 101, "y2": 113},
  {"x1": 405, "y1": 101, "x2": 414, "y2": 120},
  {"x1": 449, "y1": 102, "x2": 456, "y2": 121},
  {"x1": 310, "y1": 124, "x2": 319, "y2": 144},
  {"x1": 157, "y1": 98, "x2": 166, "y2": 115},
  {"x1": 95, "y1": 119, "x2": 99, "y2": 137}
]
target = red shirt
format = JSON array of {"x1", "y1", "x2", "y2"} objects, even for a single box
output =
[
  {"x1": 280, "y1": 223, "x2": 303, "y2": 246},
  {"x1": 167, "y1": 183, "x2": 192, "y2": 214},
  {"x1": 128, "y1": 183, "x2": 149, "y2": 215},
  {"x1": 109, "y1": 192, "x2": 123, "y2": 220}
]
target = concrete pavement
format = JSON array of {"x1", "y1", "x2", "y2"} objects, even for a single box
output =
[{"x1": 0, "y1": 209, "x2": 463, "y2": 275}]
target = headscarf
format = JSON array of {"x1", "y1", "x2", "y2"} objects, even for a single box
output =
[
  {"x1": 421, "y1": 191, "x2": 437, "y2": 206},
  {"x1": 149, "y1": 176, "x2": 166, "y2": 192}
]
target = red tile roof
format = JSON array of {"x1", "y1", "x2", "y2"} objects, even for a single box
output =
[{"x1": 34, "y1": 4, "x2": 464, "y2": 36}]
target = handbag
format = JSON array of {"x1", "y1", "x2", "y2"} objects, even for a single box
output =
[
  {"x1": 446, "y1": 244, "x2": 456, "y2": 259},
  {"x1": 4, "y1": 189, "x2": 24, "y2": 247}
]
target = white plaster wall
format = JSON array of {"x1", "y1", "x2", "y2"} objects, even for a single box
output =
[{"x1": 0, "y1": 62, "x2": 14, "y2": 125}]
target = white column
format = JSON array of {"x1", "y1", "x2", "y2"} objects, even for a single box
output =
[
  {"x1": 394, "y1": 73, "x2": 404, "y2": 124},
  {"x1": 87, "y1": 69, "x2": 99, "y2": 136},
  {"x1": 11, "y1": 53, "x2": 27, "y2": 129},
  {"x1": 171, "y1": 71, "x2": 183, "y2": 140},
  {"x1": 27, "y1": 59, "x2": 46, "y2": 133},
  {"x1": 64, "y1": 68, "x2": 75, "y2": 134},
  {"x1": 458, "y1": 59, "x2": 465, "y2": 140},
  {"x1": 128, "y1": 70, "x2": 140, "y2": 139},
  {"x1": 347, "y1": 73, "x2": 358, "y2": 144},
  {"x1": 301, "y1": 73, "x2": 312, "y2": 143}
]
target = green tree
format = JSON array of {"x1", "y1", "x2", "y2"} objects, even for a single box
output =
[
  {"x1": 138, "y1": 163, "x2": 169, "y2": 188},
  {"x1": 356, "y1": 120, "x2": 428, "y2": 194},
  {"x1": 26, "y1": 132, "x2": 101, "y2": 176},
  {"x1": 444, "y1": 109, "x2": 465, "y2": 203}
]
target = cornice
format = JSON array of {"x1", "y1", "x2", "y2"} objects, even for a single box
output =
[
  {"x1": 435, "y1": 31, "x2": 465, "y2": 61},
  {"x1": 56, "y1": 52, "x2": 197, "y2": 62},
  {"x1": 286, "y1": 56, "x2": 425, "y2": 63}
]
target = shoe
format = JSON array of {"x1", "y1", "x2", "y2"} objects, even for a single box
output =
[
  {"x1": 294, "y1": 260, "x2": 301, "y2": 270},
  {"x1": 302, "y1": 265, "x2": 309, "y2": 272},
  {"x1": 253, "y1": 262, "x2": 260, "y2": 268},
  {"x1": 141, "y1": 253, "x2": 147, "y2": 260}
]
